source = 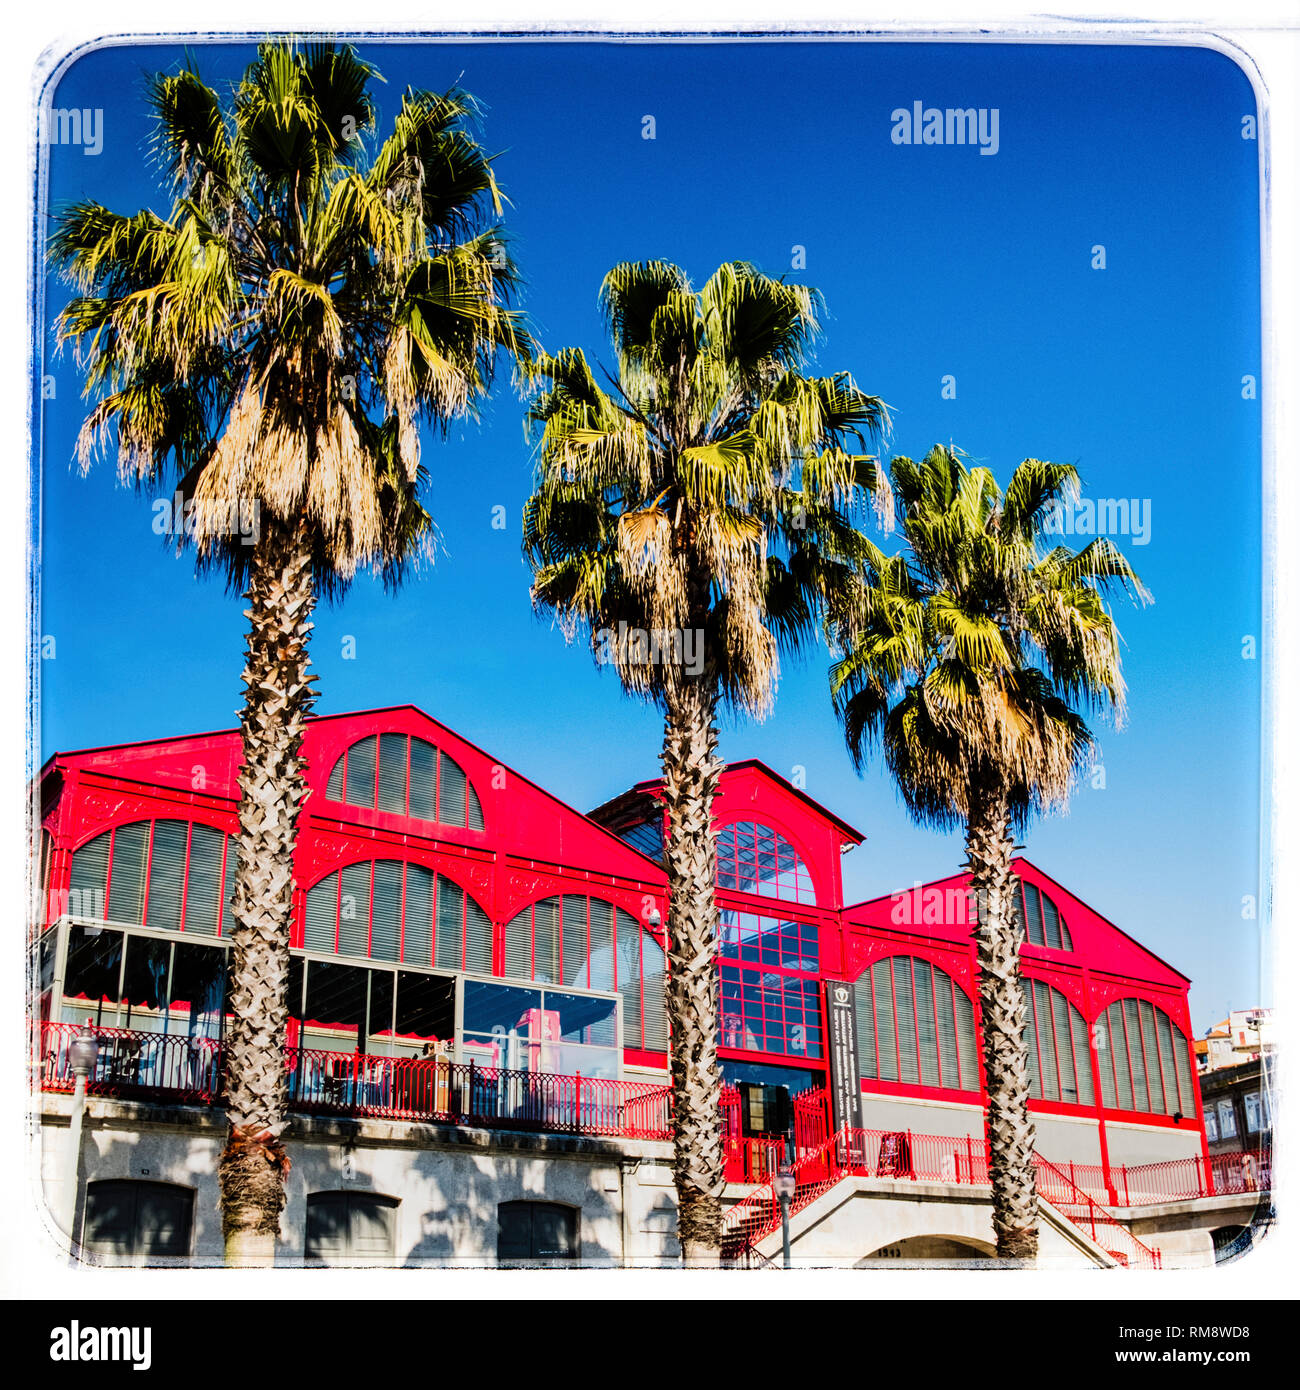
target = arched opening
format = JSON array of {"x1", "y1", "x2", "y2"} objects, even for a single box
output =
[{"x1": 857, "y1": 1234, "x2": 995, "y2": 1265}]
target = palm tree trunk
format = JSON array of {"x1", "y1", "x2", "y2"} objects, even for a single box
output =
[
  {"x1": 965, "y1": 780, "x2": 1038, "y2": 1261},
  {"x1": 218, "y1": 514, "x2": 316, "y2": 1267},
  {"x1": 660, "y1": 675, "x2": 725, "y2": 1266}
]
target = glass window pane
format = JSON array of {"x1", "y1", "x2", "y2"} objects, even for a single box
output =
[
  {"x1": 120, "y1": 934, "x2": 171, "y2": 1030},
  {"x1": 367, "y1": 969, "x2": 395, "y2": 1050},
  {"x1": 145, "y1": 821, "x2": 187, "y2": 933},
  {"x1": 302, "y1": 960, "x2": 368, "y2": 1053},
  {"x1": 543, "y1": 990, "x2": 617, "y2": 1048},
  {"x1": 393, "y1": 971, "x2": 456, "y2": 1051},
  {"x1": 62, "y1": 925, "x2": 124, "y2": 1025},
  {"x1": 168, "y1": 941, "x2": 229, "y2": 1040}
]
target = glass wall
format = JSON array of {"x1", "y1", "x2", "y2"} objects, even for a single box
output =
[
  {"x1": 462, "y1": 977, "x2": 620, "y2": 1079},
  {"x1": 718, "y1": 911, "x2": 822, "y2": 1060}
]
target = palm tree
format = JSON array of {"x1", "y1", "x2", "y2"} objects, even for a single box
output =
[
  {"x1": 828, "y1": 443, "x2": 1148, "y2": 1260},
  {"x1": 49, "y1": 41, "x2": 528, "y2": 1264},
  {"x1": 523, "y1": 260, "x2": 889, "y2": 1263}
]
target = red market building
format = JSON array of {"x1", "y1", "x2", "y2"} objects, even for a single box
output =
[{"x1": 32, "y1": 705, "x2": 1259, "y2": 1267}]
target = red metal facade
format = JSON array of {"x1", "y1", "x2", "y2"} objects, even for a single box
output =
[{"x1": 35, "y1": 704, "x2": 1207, "y2": 1161}]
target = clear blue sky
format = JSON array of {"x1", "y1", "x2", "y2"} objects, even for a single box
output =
[{"x1": 35, "y1": 39, "x2": 1264, "y2": 1033}]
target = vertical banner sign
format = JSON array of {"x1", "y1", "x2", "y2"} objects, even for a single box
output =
[{"x1": 823, "y1": 980, "x2": 862, "y2": 1133}]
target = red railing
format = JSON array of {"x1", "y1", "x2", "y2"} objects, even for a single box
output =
[
  {"x1": 1033, "y1": 1153, "x2": 1162, "y2": 1269},
  {"x1": 37, "y1": 1022, "x2": 672, "y2": 1141}
]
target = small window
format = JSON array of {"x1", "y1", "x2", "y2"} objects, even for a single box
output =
[
  {"x1": 1205, "y1": 1110, "x2": 1219, "y2": 1142},
  {"x1": 83, "y1": 1180, "x2": 193, "y2": 1259},
  {"x1": 497, "y1": 1201, "x2": 578, "y2": 1262},
  {"x1": 306, "y1": 1191, "x2": 399, "y2": 1265},
  {"x1": 1013, "y1": 879, "x2": 1073, "y2": 951},
  {"x1": 1244, "y1": 1092, "x2": 1262, "y2": 1134},
  {"x1": 324, "y1": 735, "x2": 483, "y2": 830},
  {"x1": 715, "y1": 822, "x2": 816, "y2": 905},
  {"x1": 1217, "y1": 1100, "x2": 1237, "y2": 1138}
]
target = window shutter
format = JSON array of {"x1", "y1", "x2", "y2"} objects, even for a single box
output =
[
  {"x1": 1096, "y1": 1009, "x2": 1117, "y2": 1108},
  {"x1": 892, "y1": 957, "x2": 918, "y2": 1084},
  {"x1": 873, "y1": 959, "x2": 898, "y2": 1082},
  {"x1": 588, "y1": 900, "x2": 614, "y2": 991},
  {"x1": 1023, "y1": 883, "x2": 1045, "y2": 946},
  {"x1": 370, "y1": 861, "x2": 403, "y2": 962},
  {"x1": 69, "y1": 831, "x2": 110, "y2": 920},
  {"x1": 914, "y1": 960, "x2": 939, "y2": 1087},
  {"x1": 562, "y1": 896, "x2": 588, "y2": 987},
  {"x1": 1154, "y1": 1009, "x2": 1179, "y2": 1114},
  {"x1": 402, "y1": 865, "x2": 433, "y2": 967},
  {"x1": 326, "y1": 757, "x2": 344, "y2": 801},
  {"x1": 220, "y1": 838, "x2": 239, "y2": 936},
  {"x1": 533, "y1": 897, "x2": 560, "y2": 983},
  {"x1": 465, "y1": 893, "x2": 493, "y2": 976},
  {"x1": 504, "y1": 904, "x2": 533, "y2": 981},
  {"x1": 438, "y1": 752, "x2": 467, "y2": 826},
  {"x1": 934, "y1": 974, "x2": 959, "y2": 1089},
  {"x1": 1050, "y1": 986, "x2": 1076, "y2": 1101},
  {"x1": 408, "y1": 739, "x2": 436, "y2": 820},
  {"x1": 1173, "y1": 1028, "x2": 1196, "y2": 1116},
  {"x1": 305, "y1": 873, "x2": 339, "y2": 954},
  {"x1": 1022, "y1": 981, "x2": 1042, "y2": 1099},
  {"x1": 641, "y1": 930, "x2": 667, "y2": 1052},
  {"x1": 1040, "y1": 891, "x2": 1062, "y2": 950},
  {"x1": 1069, "y1": 1003, "x2": 1095, "y2": 1105},
  {"x1": 185, "y1": 825, "x2": 224, "y2": 936},
  {"x1": 615, "y1": 908, "x2": 643, "y2": 1048},
  {"x1": 855, "y1": 972, "x2": 876, "y2": 1080},
  {"x1": 435, "y1": 877, "x2": 465, "y2": 971},
  {"x1": 1061, "y1": 920, "x2": 1074, "y2": 951},
  {"x1": 109, "y1": 822, "x2": 150, "y2": 925},
  {"x1": 1124, "y1": 999, "x2": 1150, "y2": 1110},
  {"x1": 377, "y1": 734, "x2": 408, "y2": 814},
  {"x1": 145, "y1": 821, "x2": 188, "y2": 933},
  {"x1": 1138, "y1": 1000, "x2": 1164, "y2": 1113},
  {"x1": 345, "y1": 736, "x2": 377, "y2": 808},
  {"x1": 467, "y1": 783, "x2": 485, "y2": 832},
  {"x1": 338, "y1": 862, "x2": 372, "y2": 959},
  {"x1": 954, "y1": 985, "x2": 977, "y2": 1091}
]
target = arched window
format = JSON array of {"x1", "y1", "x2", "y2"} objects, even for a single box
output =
[
  {"x1": 83, "y1": 1180, "x2": 194, "y2": 1259},
  {"x1": 1014, "y1": 879, "x2": 1073, "y2": 951},
  {"x1": 68, "y1": 820, "x2": 238, "y2": 936},
  {"x1": 1094, "y1": 997, "x2": 1196, "y2": 1117},
  {"x1": 324, "y1": 734, "x2": 484, "y2": 830},
  {"x1": 306, "y1": 1191, "x2": 398, "y2": 1264},
  {"x1": 303, "y1": 861, "x2": 491, "y2": 973},
  {"x1": 502, "y1": 896, "x2": 667, "y2": 1053},
  {"x1": 715, "y1": 821, "x2": 816, "y2": 905},
  {"x1": 1020, "y1": 978, "x2": 1094, "y2": 1105},
  {"x1": 854, "y1": 955, "x2": 979, "y2": 1092}
]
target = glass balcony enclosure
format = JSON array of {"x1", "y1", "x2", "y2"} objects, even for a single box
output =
[{"x1": 46, "y1": 916, "x2": 623, "y2": 1081}]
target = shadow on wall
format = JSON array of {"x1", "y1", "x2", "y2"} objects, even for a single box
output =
[{"x1": 855, "y1": 1234, "x2": 996, "y2": 1268}]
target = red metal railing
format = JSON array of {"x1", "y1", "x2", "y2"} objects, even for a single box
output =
[
  {"x1": 1033, "y1": 1153, "x2": 1162, "y2": 1269},
  {"x1": 37, "y1": 1022, "x2": 672, "y2": 1141}
]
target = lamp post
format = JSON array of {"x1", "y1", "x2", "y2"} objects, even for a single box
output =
[
  {"x1": 773, "y1": 1170, "x2": 797, "y2": 1269},
  {"x1": 62, "y1": 1025, "x2": 100, "y2": 1253}
]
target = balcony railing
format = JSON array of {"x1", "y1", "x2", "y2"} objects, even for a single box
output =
[{"x1": 37, "y1": 1022, "x2": 672, "y2": 1141}]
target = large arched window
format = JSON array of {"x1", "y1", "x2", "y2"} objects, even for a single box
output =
[
  {"x1": 1021, "y1": 978, "x2": 1093, "y2": 1105},
  {"x1": 855, "y1": 956, "x2": 979, "y2": 1092},
  {"x1": 502, "y1": 895, "x2": 667, "y2": 1053},
  {"x1": 1013, "y1": 879, "x2": 1074, "y2": 951},
  {"x1": 715, "y1": 821, "x2": 816, "y2": 905},
  {"x1": 68, "y1": 820, "x2": 238, "y2": 936},
  {"x1": 303, "y1": 861, "x2": 491, "y2": 973},
  {"x1": 324, "y1": 734, "x2": 484, "y2": 830},
  {"x1": 1094, "y1": 997, "x2": 1196, "y2": 1117}
]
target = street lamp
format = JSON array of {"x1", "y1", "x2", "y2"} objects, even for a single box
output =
[
  {"x1": 773, "y1": 1169, "x2": 797, "y2": 1269},
  {"x1": 62, "y1": 1025, "x2": 100, "y2": 1254}
]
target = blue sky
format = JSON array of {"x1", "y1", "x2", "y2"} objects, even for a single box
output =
[{"x1": 35, "y1": 38, "x2": 1264, "y2": 1032}]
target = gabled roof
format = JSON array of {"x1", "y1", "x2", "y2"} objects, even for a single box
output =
[{"x1": 589, "y1": 758, "x2": 865, "y2": 846}]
